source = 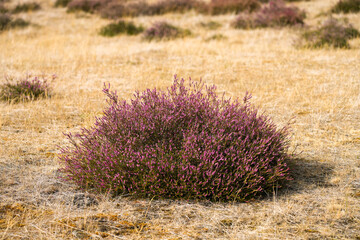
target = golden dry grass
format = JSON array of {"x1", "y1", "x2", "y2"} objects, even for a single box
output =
[{"x1": 0, "y1": 0, "x2": 360, "y2": 239}]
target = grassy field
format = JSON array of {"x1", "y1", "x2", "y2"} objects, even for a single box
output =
[{"x1": 0, "y1": 0, "x2": 360, "y2": 239}]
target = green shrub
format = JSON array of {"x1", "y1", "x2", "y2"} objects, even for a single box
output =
[
  {"x1": 143, "y1": 21, "x2": 191, "y2": 41},
  {"x1": 0, "y1": 13, "x2": 11, "y2": 30},
  {"x1": 299, "y1": 17, "x2": 360, "y2": 48},
  {"x1": 331, "y1": 0, "x2": 360, "y2": 13},
  {"x1": 0, "y1": 76, "x2": 51, "y2": 103},
  {"x1": 59, "y1": 77, "x2": 292, "y2": 201},
  {"x1": 54, "y1": 0, "x2": 73, "y2": 7},
  {"x1": 99, "y1": 20, "x2": 144, "y2": 37},
  {"x1": 12, "y1": 2, "x2": 41, "y2": 13}
]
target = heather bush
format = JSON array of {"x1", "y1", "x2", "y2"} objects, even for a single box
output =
[
  {"x1": 331, "y1": 0, "x2": 360, "y2": 13},
  {"x1": 0, "y1": 4, "x2": 8, "y2": 13},
  {"x1": 145, "y1": 0, "x2": 202, "y2": 15},
  {"x1": 59, "y1": 76, "x2": 292, "y2": 201},
  {"x1": 12, "y1": 2, "x2": 41, "y2": 14},
  {"x1": 202, "y1": 0, "x2": 260, "y2": 15},
  {"x1": 99, "y1": 20, "x2": 144, "y2": 37},
  {"x1": 0, "y1": 13, "x2": 29, "y2": 31},
  {"x1": 299, "y1": 17, "x2": 360, "y2": 48},
  {"x1": 54, "y1": 0, "x2": 72, "y2": 7},
  {"x1": 232, "y1": 0, "x2": 305, "y2": 29},
  {"x1": 143, "y1": 21, "x2": 191, "y2": 40},
  {"x1": 0, "y1": 76, "x2": 50, "y2": 103},
  {"x1": 99, "y1": 0, "x2": 147, "y2": 18},
  {"x1": 100, "y1": 0, "x2": 202, "y2": 19},
  {"x1": 67, "y1": 0, "x2": 108, "y2": 13},
  {"x1": 0, "y1": 13, "x2": 10, "y2": 30}
]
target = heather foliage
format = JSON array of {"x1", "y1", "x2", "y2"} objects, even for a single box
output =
[
  {"x1": 232, "y1": 0, "x2": 305, "y2": 29},
  {"x1": 12, "y1": 2, "x2": 41, "y2": 14},
  {"x1": 59, "y1": 77, "x2": 292, "y2": 201},
  {"x1": 99, "y1": 20, "x2": 144, "y2": 37},
  {"x1": 54, "y1": 0, "x2": 72, "y2": 7},
  {"x1": 0, "y1": 13, "x2": 29, "y2": 31},
  {"x1": 0, "y1": 76, "x2": 50, "y2": 103},
  {"x1": 0, "y1": 13, "x2": 10, "y2": 30},
  {"x1": 331, "y1": 0, "x2": 360, "y2": 13},
  {"x1": 143, "y1": 21, "x2": 191, "y2": 40},
  {"x1": 203, "y1": 0, "x2": 260, "y2": 15},
  {"x1": 67, "y1": 0, "x2": 106, "y2": 13},
  {"x1": 299, "y1": 17, "x2": 360, "y2": 48}
]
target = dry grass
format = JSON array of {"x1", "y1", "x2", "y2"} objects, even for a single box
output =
[{"x1": 0, "y1": 0, "x2": 360, "y2": 239}]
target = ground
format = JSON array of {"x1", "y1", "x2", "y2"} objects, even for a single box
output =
[{"x1": 0, "y1": 0, "x2": 359, "y2": 239}]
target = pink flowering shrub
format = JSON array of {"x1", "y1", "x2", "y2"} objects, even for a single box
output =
[
  {"x1": 59, "y1": 76, "x2": 292, "y2": 201},
  {"x1": 233, "y1": 0, "x2": 305, "y2": 29},
  {"x1": 0, "y1": 75, "x2": 50, "y2": 103}
]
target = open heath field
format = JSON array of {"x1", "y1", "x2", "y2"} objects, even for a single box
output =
[{"x1": 0, "y1": 0, "x2": 360, "y2": 239}]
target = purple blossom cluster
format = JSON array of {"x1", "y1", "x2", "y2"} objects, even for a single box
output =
[
  {"x1": 143, "y1": 21, "x2": 190, "y2": 41},
  {"x1": 59, "y1": 76, "x2": 292, "y2": 201},
  {"x1": 233, "y1": 0, "x2": 305, "y2": 29},
  {"x1": 0, "y1": 75, "x2": 50, "y2": 103}
]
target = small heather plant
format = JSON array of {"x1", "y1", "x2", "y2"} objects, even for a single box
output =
[
  {"x1": 299, "y1": 17, "x2": 360, "y2": 48},
  {"x1": 143, "y1": 21, "x2": 191, "y2": 41},
  {"x1": 331, "y1": 0, "x2": 360, "y2": 13},
  {"x1": 202, "y1": 0, "x2": 260, "y2": 15},
  {"x1": 12, "y1": 2, "x2": 41, "y2": 14},
  {"x1": 0, "y1": 3, "x2": 8, "y2": 13},
  {"x1": 0, "y1": 75, "x2": 51, "y2": 103},
  {"x1": 54, "y1": 0, "x2": 73, "y2": 7},
  {"x1": 0, "y1": 13, "x2": 29, "y2": 31},
  {"x1": 67, "y1": 0, "x2": 108, "y2": 13},
  {"x1": 0, "y1": 13, "x2": 11, "y2": 30},
  {"x1": 59, "y1": 76, "x2": 292, "y2": 202},
  {"x1": 99, "y1": 20, "x2": 144, "y2": 37},
  {"x1": 232, "y1": 0, "x2": 305, "y2": 28}
]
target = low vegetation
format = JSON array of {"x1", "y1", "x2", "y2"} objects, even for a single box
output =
[
  {"x1": 299, "y1": 17, "x2": 360, "y2": 48},
  {"x1": 0, "y1": 13, "x2": 30, "y2": 31},
  {"x1": 0, "y1": 75, "x2": 51, "y2": 103},
  {"x1": 99, "y1": 20, "x2": 144, "y2": 37},
  {"x1": 59, "y1": 77, "x2": 292, "y2": 201},
  {"x1": 232, "y1": 0, "x2": 305, "y2": 29},
  {"x1": 12, "y1": 2, "x2": 41, "y2": 14},
  {"x1": 143, "y1": 21, "x2": 191, "y2": 40},
  {"x1": 331, "y1": 0, "x2": 360, "y2": 14}
]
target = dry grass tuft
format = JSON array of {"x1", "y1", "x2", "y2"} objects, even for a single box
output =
[{"x1": 0, "y1": 0, "x2": 360, "y2": 239}]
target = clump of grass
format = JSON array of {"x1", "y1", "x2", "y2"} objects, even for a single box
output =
[
  {"x1": 0, "y1": 13, "x2": 30, "y2": 31},
  {"x1": 202, "y1": 0, "x2": 260, "y2": 15},
  {"x1": 199, "y1": 21, "x2": 222, "y2": 30},
  {"x1": 143, "y1": 21, "x2": 191, "y2": 41},
  {"x1": 232, "y1": 0, "x2": 305, "y2": 29},
  {"x1": 205, "y1": 33, "x2": 227, "y2": 41},
  {"x1": 0, "y1": 3, "x2": 8, "y2": 13},
  {"x1": 12, "y1": 2, "x2": 41, "y2": 14},
  {"x1": 0, "y1": 75, "x2": 51, "y2": 103},
  {"x1": 331, "y1": 0, "x2": 360, "y2": 13},
  {"x1": 54, "y1": 0, "x2": 73, "y2": 7},
  {"x1": 59, "y1": 76, "x2": 292, "y2": 202},
  {"x1": 298, "y1": 17, "x2": 360, "y2": 48},
  {"x1": 99, "y1": 20, "x2": 144, "y2": 37}
]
